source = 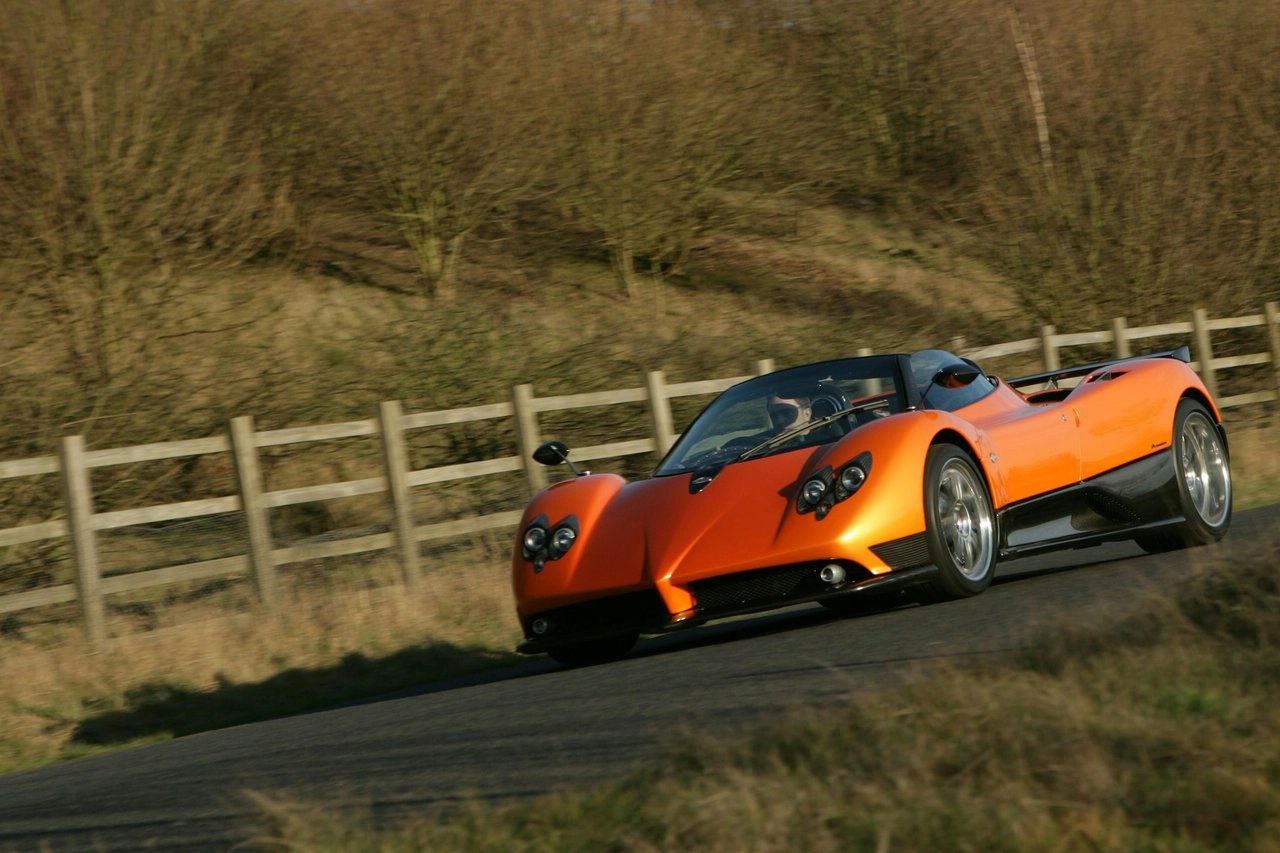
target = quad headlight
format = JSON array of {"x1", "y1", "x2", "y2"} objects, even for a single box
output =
[
  {"x1": 549, "y1": 525, "x2": 577, "y2": 556},
  {"x1": 797, "y1": 453, "x2": 872, "y2": 518},
  {"x1": 521, "y1": 514, "x2": 579, "y2": 567},
  {"x1": 839, "y1": 463, "x2": 866, "y2": 493},
  {"x1": 800, "y1": 478, "x2": 827, "y2": 507},
  {"x1": 523, "y1": 526, "x2": 547, "y2": 553}
]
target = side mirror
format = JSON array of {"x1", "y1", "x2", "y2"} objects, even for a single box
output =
[
  {"x1": 532, "y1": 440, "x2": 570, "y2": 467},
  {"x1": 933, "y1": 364, "x2": 981, "y2": 389},
  {"x1": 532, "y1": 440, "x2": 587, "y2": 476}
]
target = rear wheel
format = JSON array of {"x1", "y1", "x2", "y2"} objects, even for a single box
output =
[
  {"x1": 922, "y1": 444, "x2": 997, "y2": 599},
  {"x1": 546, "y1": 632, "x2": 638, "y2": 667},
  {"x1": 1135, "y1": 399, "x2": 1231, "y2": 553}
]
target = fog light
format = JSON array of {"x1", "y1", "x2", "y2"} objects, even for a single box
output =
[
  {"x1": 819, "y1": 563, "x2": 846, "y2": 584},
  {"x1": 531, "y1": 618, "x2": 550, "y2": 636}
]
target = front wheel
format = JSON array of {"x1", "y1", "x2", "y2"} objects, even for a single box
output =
[
  {"x1": 1135, "y1": 399, "x2": 1231, "y2": 553},
  {"x1": 922, "y1": 444, "x2": 998, "y2": 599},
  {"x1": 547, "y1": 633, "x2": 638, "y2": 667}
]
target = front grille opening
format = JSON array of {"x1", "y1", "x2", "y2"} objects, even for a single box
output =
[
  {"x1": 689, "y1": 561, "x2": 871, "y2": 616},
  {"x1": 524, "y1": 589, "x2": 670, "y2": 641}
]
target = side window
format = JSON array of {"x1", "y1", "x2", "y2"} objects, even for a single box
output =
[
  {"x1": 925, "y1": 374, "x2": 995, "y2": 412},
  {"x1": 910, "y1": 350, "x2": 995, "y2": 413}
]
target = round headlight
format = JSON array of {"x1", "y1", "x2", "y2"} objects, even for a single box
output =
[
  {"x1": 550, "y1": 526, "x2": 577, "y2": 554},
  {"x1": 801, "y1": 478, "x2": 827, "y2": 506},
  {"x1": 839, "y1": 465, "x2": 866, "y2": 492},
  {"x1": 523, "y1": 526, "x2": 547, "y2": 553}
]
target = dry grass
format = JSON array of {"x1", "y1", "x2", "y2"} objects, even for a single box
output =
[
  {"x1": 0, "y1": 558, "x2": 520, "y2": 775},
  {"x1": 1232, "y1": 426, "x2": 1280, "y2": 511},
  {"x1": 256, "y1": 536, "x2": 1280, "y2": 851}
]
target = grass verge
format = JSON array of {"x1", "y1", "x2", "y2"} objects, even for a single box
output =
[
  {"x1": 0, "y1": 563, "x2": 520, "y2": 776},
  {"x1": 1, "y1": 429, "x2": 1274, "y2": 781},
  {"x1": 255, "y1": 536, "x2": 1280, "y2": 851}
]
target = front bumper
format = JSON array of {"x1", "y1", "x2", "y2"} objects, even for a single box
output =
[{"x1": 516, "y1": 558, "x2": 938, "y2": 654}]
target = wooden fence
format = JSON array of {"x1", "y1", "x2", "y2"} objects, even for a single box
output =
[{"x1": 2, "y1": 304, "x2": 1278, "y2": 646}]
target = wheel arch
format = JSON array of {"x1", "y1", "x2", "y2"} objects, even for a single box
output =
[
  {"x1": 929, "y1": 427, "x2": 997, "y2": 502},
  {"x1": 1179, "y1": 386, "x2": 1220, "y2": 423},
  {"x1": 1178, "y1": 387, "x2": 1229, "y2": 457}
]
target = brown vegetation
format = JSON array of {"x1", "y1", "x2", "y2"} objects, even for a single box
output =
[{"x1": 2, "y1": 0, "x2": 1274, "y2": 452}]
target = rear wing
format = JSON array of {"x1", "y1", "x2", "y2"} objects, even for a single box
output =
[{"x1": 1005, "y1": 346, "x2": 1191, "y2": 390}]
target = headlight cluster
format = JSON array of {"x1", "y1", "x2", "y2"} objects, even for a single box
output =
[
  {"x1": 521, "y1": 514, "x2": 579, "y2": 571},
  {"x1": 797, "y1": 452, "x2": 872, "y2": 520}
]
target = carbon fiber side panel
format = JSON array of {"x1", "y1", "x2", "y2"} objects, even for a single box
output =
[{"x1": 870, "y1": 533, "x2": 932, "y2": 570}]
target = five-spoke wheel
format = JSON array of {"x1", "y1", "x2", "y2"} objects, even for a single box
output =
[
  {"x1": 923, "y1": 444, "x2": 997, "y2": 598},
  {"x1": 1136, "y1": 399, "x2": 1232, "y2": 553}
]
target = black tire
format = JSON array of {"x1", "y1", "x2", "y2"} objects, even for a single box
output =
[
  {"x1": 546, "y1": 632, "x2": 638, "y2": 667},
  {"x1": 922, "y1": 444, "x2": 998, "y2": 599},
  {"x1": 1134, "y1": 399, "x2": 1231, "y2": 553}
]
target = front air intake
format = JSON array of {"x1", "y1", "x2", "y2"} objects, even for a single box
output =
[{"x1": 690, "y1": 562, "x2": 871, "y2": 617}]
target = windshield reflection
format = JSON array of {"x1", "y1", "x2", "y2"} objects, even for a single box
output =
[{"x1": 656, "y1": 357, "x2": 907, "y2": 476}]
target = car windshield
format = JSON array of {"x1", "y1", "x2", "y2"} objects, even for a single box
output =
[{"x1": 655, "y1": 356, "x2": 909, "y2": 476}]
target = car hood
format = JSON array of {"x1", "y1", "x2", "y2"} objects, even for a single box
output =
[{"x1": 529, "y1": 444, "x2": 836, "y2": 598}]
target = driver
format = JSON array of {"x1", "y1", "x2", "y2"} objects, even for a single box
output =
[
  {"x1": 721, "y1": 384, "x2": 819, "y2": 455},
  {"x1": 724, "y1": 384, "x2": 819, "y2": 452},
  {"x1": 765, "y1": 390, "x2": 815, "y2": 436}
]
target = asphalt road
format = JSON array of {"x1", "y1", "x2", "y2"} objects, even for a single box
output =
[{"x1": 1, "y1": 505, "x2": 1276, "y2": 851}]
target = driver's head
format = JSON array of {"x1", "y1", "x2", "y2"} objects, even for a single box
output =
[{"x1": 766, "y1": 391, "x2": 813, "y2": 432}]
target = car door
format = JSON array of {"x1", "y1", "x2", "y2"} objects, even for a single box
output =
[
  {"x1": 962, "y1": 384, "x2": 1082, "y2": 506},
  {"x1": 1071, "y1": 371, "x2": 1171, "y2": 481}
]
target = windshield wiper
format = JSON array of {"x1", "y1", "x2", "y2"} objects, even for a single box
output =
[{"x1": 735, "y1": 399, "x2": 887, "y2": 463}]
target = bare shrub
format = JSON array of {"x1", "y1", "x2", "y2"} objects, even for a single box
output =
[
  {"x1": 961, "y1": 0, "x2": 1280, "y2": 326},
  {"x1": 0, "y1": 0, "x2": 296, "y2": 384},
  {"x1": 292, "y1": 0, "x2": 553, "y2": 301},
  {"x1": 546, "y1": 3, "x2": 777, "y2": 298}
]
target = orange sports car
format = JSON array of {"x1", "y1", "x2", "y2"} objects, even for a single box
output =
[{"x1": 512, "y1": 347, "x2": 1231, "y2": 665}]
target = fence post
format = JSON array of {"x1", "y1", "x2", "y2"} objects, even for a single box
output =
[
  {"x1": 1191, "y1": 308, "x2": 1218, "y2": 399},
  {"x1": 512, "y1": 383, "x2": 546, "y2": 494},
  {"x1": 378, "y1": 401, "x2": 420, "y2": 587},
  {"x1": 1111, "y1": 317, "x2": 1130, "y2": 358},
  {"x1": 855, "y1": 347, "x2": 884, "y2": 392},
  {"x1": 229, "y1": 416, "x2": 277, "y2": 608},
  {"x1": 754, "y1": 358, "x2": 775, "y2": 375},
  {"x1": 1040, "y1": 325, "x2": 1059, "y2": 371},
  {"x1": 1265, "y1": 302, "x2": 1280, "y2": 408},
  {"x1": 645, "y1": 371, "x2": 676, "y2": 456},
  {"x1": 59, "y1": 435, "x2": 105, "y2": 648}
]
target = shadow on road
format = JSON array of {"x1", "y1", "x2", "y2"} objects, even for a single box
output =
[
  {"x1": 72, "y1": 642, "x2": 521, "y2": 747},
  {"x1": 67, "y1": 545, "x2": 1158, "y2": 747}
]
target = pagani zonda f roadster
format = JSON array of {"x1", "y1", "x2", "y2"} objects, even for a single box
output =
[{"x1": 513, "y1": 347, "x2": 1231, "y2": 665}]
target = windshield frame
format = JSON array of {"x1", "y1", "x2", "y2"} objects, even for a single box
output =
[{"x1": 653, "y1": 354, "x2": 917, "y2": 477}]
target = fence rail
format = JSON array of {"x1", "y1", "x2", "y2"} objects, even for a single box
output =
[{"x1": 2, "y1": 305, "x2": 1279, "y2": 645}]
